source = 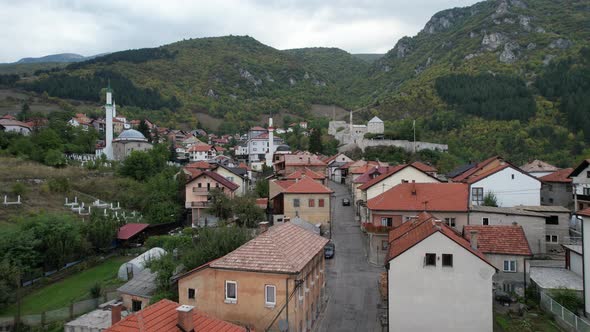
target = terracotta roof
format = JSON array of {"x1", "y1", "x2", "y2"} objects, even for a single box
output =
[
  {"x1": 186, "y1": 170, "x2": 239, "y2": 191},
  {"x1": 353, "y1": 166, "x2": 395, "y2": 184},
  {"x1": 0, "y1": 119, "x2": 31, "y2": 129},
  {"x1": 285, "y1": 168, "x2": 326, "y2": 180},
  {"x1": 386, "y1": 212, "x2": 494, "y2": 268},
  {"x1": 350, "y1": 161, "x2": 387, "y2": 174},
  {"x1": 237, "y1": 162, "x2": 251, "y2": 171},
  {"x1": 207, "y1": 223, "x2": 329, "y2": 274},
  {"x1": 250, "y1": 126, "x2": 266, "y2": 131},
  {"x1": 520, "y1": 160, "x2": 559, "y2": 173},
  {"x1": 540, "y1": 168, "x2": 573, "y2": 183},
  {"x1": 576, "y1": 207, "x2": 590, "y2": 218},
  {"x1": 188, "y1": 144, "x2": 213, "y2": 152},
  {"x1": 451, "y1": 156, "x2": 501, "y2": 182},
  {"x1": 117, "y1": 223, "x2": 150, "y2": 240},
  {"x1": 463, "y1": 225, "x2": 532, "y2": 256},
  {"x1": 282, "y1": 177, "x2": 332, "y2": 194},
  {"x1": 185, "y1": 161, "x2": 215, "y2": 170},
  {"x1": 358, "y1": 164, "x2": 440, "y2": 191},
  {"x1": 411, "y1": 161, "x2": 437, "y2": 173},
  {"x1": 367, "y1": 183, "x2": 469, "y2": 212},
  {"x1": 255, "y1": 198, "x2": 268, "y2": 209},
  {"x1": 106, "y1": 299, "x2": 246, "y2": 332}
]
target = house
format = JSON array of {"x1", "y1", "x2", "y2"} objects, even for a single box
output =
[
  {"x1": 0, "y1": 118, "x2": 31, "y2": 135},
  {"x1": 346, "y1": 160, "x2": 388, "y2": 186},
  {"x1": 117, "y1": 268, "x2": 157, "y2": 312},
  {"x1": 68, "y1": 113, "x2": 92, "y2": 130},
  {"x1": 177, "y1": 222, "x2": 329, "y2": 332},
  {"x1": 106, "y1": 299, "x2": 247, "y2": 332},
  {"x1": 450, "y1": 156, "x2": 541, "y2": 207},
  {"x1": 386, "y1": 212, "x2": 495, "y2": 332},
  {"x1": 365, "y1": 183, "x2": 469, "y2": 264},
  {"x1": 520, "y1": 160, "x2": 559, "y2": 178},
  {"x1": 410, "y1": 161, "x2": 438, "y2": 178},
  {"x1": 576, "y1": 207, "x2": 590, "y2": 315},
  {"x1": 211, "y1": 163, "x2": 249, "y2": 196},
  {"x1": 468, "y1": 206, "x2": 547, "y2": 255},
  {"x1": 188, "y1": 144, "x2": 217, "y2": 161},
  {"x1": 284, "y1": 168, "x2": 326, "y2": 184},
  {"x1": 269, "y1": 177, "x2": 333, "y2": 227},
  {"x1": 273, "y1": 153, "x2": 327, "y2": 177},
  {"x1": 323, "y1": 153, "x2": 353, "y2": 183},
  {"x1": 367, "y1": 116, "x2": 384, "y2": 134},
  {"x1": 184, "y1": 170, "x2": 239, "y2": 227},
  {"x1": 568, "y1": 159, "x2": 590, "y2": 211},
  {"x1": 540, "y1": 168, "x2": 574, "y2": 209},
  {"x1": 514, "y1": 205, "x2": 571, "y2": 252},
  {"x1": 117, "y1": 223, "x2": 150, "y2": 247},
  {"x1": 463, "y1": 225, "x2": 532, "y2": 295},
  {"x1": 358, "y1": 164, "x2": 441, "y2": 207},
  {"x1": 112, "y1": 129, "x2": 153, "y2": 161}
]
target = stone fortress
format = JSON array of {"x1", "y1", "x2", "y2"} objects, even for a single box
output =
[{"x1": 328, "y1": 112, "x2": 448, "y2": 153}]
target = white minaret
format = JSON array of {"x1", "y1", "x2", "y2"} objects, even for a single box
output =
[
  {"x1": 104, "y1": 84, "x2": 114, "y2": 160},
  {"x1": 265, "y1": 116, "x2": 275, "y2": 167}
]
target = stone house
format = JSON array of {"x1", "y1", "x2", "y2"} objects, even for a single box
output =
[{"x1": 540, "y1": 168, "x2": 573, "y2": 209}]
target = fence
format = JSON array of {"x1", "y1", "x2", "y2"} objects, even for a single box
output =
[
  {"x1": 539, "y1": 291, "x2": 590, "y2": 332},
  {"x1": 0, "y1": 291, "x2": 118, "y2": 330}
]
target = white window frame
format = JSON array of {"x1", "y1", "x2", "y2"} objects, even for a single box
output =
[
  {"x1": 225, "y1": 280, "x2": 237, "y2": 304},
  {"x1": 381, "y1": 217, "x2": 392, "y2": 227},
  {"x1": 265, "y1": 284, "x2": 276, "y2": 307},
  {"x1": 503, "y1": 260, "x2": 517, "y2": 273},
  {"x1": 546, "y1": 234, "x2": 559, "y2": 244}
]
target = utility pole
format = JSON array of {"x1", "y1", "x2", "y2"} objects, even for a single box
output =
[{"x1": 413, "y1": 120, "x2": 416, "y2": 154}]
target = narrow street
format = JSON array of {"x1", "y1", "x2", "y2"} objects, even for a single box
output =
[{"x1": 317, "y1": 181, "x2": 384, "y2": 332}]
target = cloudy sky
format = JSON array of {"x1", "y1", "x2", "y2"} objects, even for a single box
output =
[{"x1": 0, "y1": 0, "x2": 480, "y2": 63}]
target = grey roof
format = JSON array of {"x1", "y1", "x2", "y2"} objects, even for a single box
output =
[
  {"x1": 290, "y1": 217, "x2": 320, "y2": 235},
  {"x1": 330, "y1": 161, "x2": 348, "y2": 168},
  {"x1": 563, "y1": 245, "x2": 582, "y2": 255},
  {"x1": 117, "y1": 268, "x2": 157, "y2": 298},
  {"x1": 116, "y1": 129, "x2": 147, "y2": 141},
  {"x1": 470, "y1": 205, "x2": 548, "y2": 217},
  {"x1": 368, "y1": 116, "x2": 383, "y2": 123},
  {"x1": 64, "y1": 309, "x2": 112, "y2": 330},
  {"x1": 530, "y1": 267, "x2": 583, "y2": 291},
  {"x1": 276, "y1": 144, "x2": 291, "y2": 152},
  {"x1": 447, "y1": 162, "x2": 476, "y2": 178},
  {"x1": 515, "y1": 205, "x2": 571, "y2": 213}
]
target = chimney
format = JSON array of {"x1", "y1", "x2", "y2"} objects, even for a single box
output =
[
  {"x1": 469, "y1": 230, "x2": 479, "y2": 250},
  {"x1": 411, "y1": 183, "x2": 417, "y2": 195},
  {"x1": 176, "y1": 305, "x2": 195, "y2": 332},
  {"x1": 259, "y1": 221, "x2": 269, "y2": 233},
  {"x1": 111, "y1": 303, "x2": 122, "y2": 326}
]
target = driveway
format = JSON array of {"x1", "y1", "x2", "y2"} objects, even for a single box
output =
[{"x1": 316, "y1": 181, "x2": 384, "y2": 332}]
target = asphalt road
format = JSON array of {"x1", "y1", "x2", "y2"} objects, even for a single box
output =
[{"x1": 316, "y1": 181, "x2": 384, "y2": 332}]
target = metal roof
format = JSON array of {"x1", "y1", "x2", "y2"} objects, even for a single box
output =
[{"x1": 117, "y1": 268, "x2": 157, "y2": 298}]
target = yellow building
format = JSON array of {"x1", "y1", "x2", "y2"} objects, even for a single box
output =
[
  {"x1": 177, "y1": 223, "x2": 329, "y2": 332},
  {"x1": 270, "y1": 177, "x2": 333, "y2": 227}
]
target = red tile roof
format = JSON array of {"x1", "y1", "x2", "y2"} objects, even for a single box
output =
[
  {"x1": 358, "y1": 164, "x2": 440, "y2": 191},
  {"x1": 185, "y1": 161, "x2": 215, "y2": 170},
  {"x1": 285, "y1": 168, "x2": 326, "y2": 180},
  {"x1": 350, "y1": 161, "x2": 387, "y2": 174},
  {"x1": 255, "y1": 198, "x2": 268, "y2": 209},
  {"x1": 106, "y1": 299, "x2": 246, "y2": 332},
  {"x1": 117, "y1": 223, "x2": 149, "y2": 240},
  {"x1": 451, "y1": 156, "x2": 501, "y2": 182},
  {"x1": 367, "y1": 183, "x2": 469, "y2": 212},
  {"x1": 206, "y1": 223, "x2": 329, "y2": 274},
  {"x1": 576, "y1": 207, "x2": 590, "y2": 218},
  {"x1": 250, "y1": 126, "x2": 266, "y2": 131},
  {"x1": 386, "y1": 213, "x2": 493, "y2": 268},
  {"x1": 188, "y1": 144, "x2": 213, "y2": 152},
  {"x1": 520, "y1": 160, "x2": 559, "y2": 173},
  {"x1": 411, "y1": 161, "x2": 437, "y2": 173},
  {"x1": 0, "y1": 119, "x2": 31, "y2": 129},
  {"x1": 282, "y1": 177, "x2": 333, "y2": 194},
  {"x1": 540, "y1": 168, "x2": 573, "y2": 183},
  {"x1": 353, "y1": 166, "x2": 395, "y2": 184},
  {"x1": 186, "y1": 170, "x2": 239, "y2": 191},
  {"x1": 463, "y1": 225, "x2": 532, "y2": 256}
]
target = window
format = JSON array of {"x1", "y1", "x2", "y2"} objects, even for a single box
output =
[
  {"x1": 502, "y1": 283, "x2": 515, "y2": 293},
  {"x1": 197, "y1": 183, "x2": 202, "y2": 188},
  {"x1": 308, "y1": 199, "x2": 315, "y2": 207},
  {"x1": 444, "y1": 218, "x2": 456, "y2": 227},
  {"x1": 381, "y1": 217, "x2": 393, "y2": 227},
  {"x1": 188, "y1": 288, "x2": 195, "y2": 300},
  {"x1": 545, "y1": 216, "x2": 559, "y2": 225},
  {"x1": 253, "y1": 148, "x2": 257, "y2": 151},
  {"x1": 293, "y1": 199, "x2": 300, "y2": 207},
  {"x1": 442, "y1": 254, "x2": 453, "y2": 267},
  {"x1": 584, "y1": 188, "x2": 590, "y2": 196},
  {"x1": 547, "y1": 184, "x2": 553, "y2": 192},
  {"x1": 265, "y1": 285, "x2": 276, "y2": 306},
  {"x1": 318, "y1": 199, "x2": 325, "y2": 207},
  {"x1": 382, "y1": 240, "x2": 389, "y2": 250},
  {"x1": 225, "y1": 281, "x2": 237, "y2": 303},
  {"x1": 253, "y1": 142, "x2": 257, "y2": 146},
  {"x1": 511, "y1": 174, "x2": 515, "y2": 180},
  {"x1": 424, "y1": 253, "x2": 436, "y2": 266},
  {"x1": 549, "y1": 198, "x2": 554, "y2": 204},
  {"x1": 482, "y1": 217, "x2": 489, "y2": 225},
  {"x1": 472, "y1": 187, "x2": 484, "y2": 205},
  {"x1": 587, "y1": 171, "x2": 590, "y2": 178},
  {"x1": 132, "y1": 300, "x2": 142, "y2": 312},
  {"x1": 546, "y1": 235, "x2": 558, "y2": 244},
  {"x1": 503, "y1": 260, "x2": 517, "y2": 272}
]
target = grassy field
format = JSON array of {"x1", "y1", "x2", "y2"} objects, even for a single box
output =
[{"x1": 0, "y1": 256, "x2": 129, "y2": 315}]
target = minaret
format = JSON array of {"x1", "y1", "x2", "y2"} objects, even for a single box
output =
[
  {"x1": 104, "y1": 83, "x2": 114, "y2": 160},
  {"x1": 266, "y1": 116, "x2": 275, "y2": 167}
]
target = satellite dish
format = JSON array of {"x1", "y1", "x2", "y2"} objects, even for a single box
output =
[{"x1": 278, "y1": 319, "x2": 288, "y2": 332}]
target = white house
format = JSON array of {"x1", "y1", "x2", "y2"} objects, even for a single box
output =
[
  {"x1": 359, "y1": 164, "x2": 441, "y2": 203},
  {"x1": 0, "y1": 119, "x2": 31, "y2": 135},
  {"x1": 324, "y1": 153, "x2": 353, "y2": 183},
  {"x1": 569, "y1": 159, "x2": 590, "y2": 211},
  {"x1": 188, "y1": 144, "x2": 217, "y2": 161},
  {"x1": 468, "y1": 165, "x2": 541, "y2": 207},
  {"x1": 386, "y1": 212, "x2": 495, "y2": 332}
]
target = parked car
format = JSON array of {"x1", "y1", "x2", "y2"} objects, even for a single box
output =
[
  {"x1": 342, "y1": 198, "x2": 350, "y2": 206},
  {"x1": 324, "y1": 242, "x2": 335, "y2": 259}
]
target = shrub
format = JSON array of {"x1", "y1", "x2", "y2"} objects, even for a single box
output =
[
  {"x1": 11, "y1": 182, "x2": 28, "y2": 197},
  {"x1": 89, "y1": 282, "x2": 102, "y2": 298},
  {"x1": 47, "y1": 177, "x2": 70, "y2": 193},
  {"x1": 44, "y1": 149, "x2": 67, "y2": 167},
  {"x1": 551, "y1": 288, "x2": 583, "y2": 312},
  {"x1": 483, "y1": 192, "x2": 498, "y2": 207}
]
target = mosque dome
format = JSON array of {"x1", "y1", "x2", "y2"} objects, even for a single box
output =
[{"x1": 115, "y1": 129, "x2": 148, "y2": 142}]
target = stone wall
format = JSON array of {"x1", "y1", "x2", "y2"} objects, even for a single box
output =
[{"x1": 339, "y1": 138, "x2": 448, "y2": 153}]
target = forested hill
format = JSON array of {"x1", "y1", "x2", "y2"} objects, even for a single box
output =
[{"x1": 18, "y1": 36, "x2": 370, "y2": 123}]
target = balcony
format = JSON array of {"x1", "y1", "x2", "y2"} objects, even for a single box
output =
[
  {"x1": 190, "y1": 201, "x2": 211, "y2": 208},
  {"x1": 192, "y1": 187, "x2": 210, "y2": 193}
]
